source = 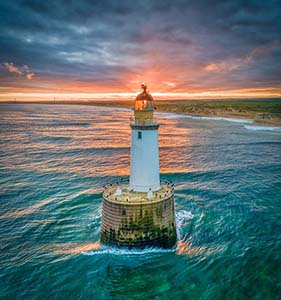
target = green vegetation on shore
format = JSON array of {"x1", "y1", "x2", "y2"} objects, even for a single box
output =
[
  {"x1": 2, "y1": 99, "x2": 281, "y2": 125},
  {"x1": 81, "y1": 99, "x2": 281, "y2": 125},
  {"x1": 157, "y1": 100, "x2": 281, "y2": 125}
]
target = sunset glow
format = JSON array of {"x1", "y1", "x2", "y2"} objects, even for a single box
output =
[
  {"x1": 1, "y1": 88, "x2": 281, "y2": 102},
  {"x1": 0, "y1": 1, "x2": 280, "y2": 101}
]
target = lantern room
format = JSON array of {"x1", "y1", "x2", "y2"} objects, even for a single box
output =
[{"x1": 133, "y1": 84, "x2": 155, "y2": 125}]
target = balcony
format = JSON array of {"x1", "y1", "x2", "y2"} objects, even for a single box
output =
[{"x1": 130, "y1": 116, "x2": 159, "y2": 126}]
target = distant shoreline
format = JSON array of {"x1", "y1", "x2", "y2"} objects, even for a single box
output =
[{"x1": 1, "y1": 99, "x2": 280, "y2": 126}]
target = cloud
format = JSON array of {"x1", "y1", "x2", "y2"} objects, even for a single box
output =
[
  {"x1": 205, "y1": 40, "x2": 281, "y2": 76},
  {"x1": 2, "y1": 62, "x2": 35, "y2": 80},
  {"x1": 204, "y1": 60, "x2": 242, "y2": 72},
  {"x1": 3, "y1": 62, "x2": 22, "y2": 75},
  {"x1": 205, "y1": 64, "x2": 220, "y2": 72},
  {"x1": 162, "y1": 81, "x2": 176, "y2": 87},
  {"x1": 26, "y1": 73, "x2": 35, "y2": 80},
  {"x1": 0, "y1": 0, "x2": 280, "y2": 93}
]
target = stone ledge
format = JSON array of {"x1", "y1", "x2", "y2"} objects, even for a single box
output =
[{"x1": 103, "y1": 184, "x2": 174, "y2": 205}]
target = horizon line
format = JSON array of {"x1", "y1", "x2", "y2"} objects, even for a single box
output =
[{"x1": 1, "y1": 90, "x2": 281, "y2": 101}]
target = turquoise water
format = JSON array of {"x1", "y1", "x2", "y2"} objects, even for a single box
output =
[{"x1": 0, "y1": 103, "x2": 280, "y2": 299}]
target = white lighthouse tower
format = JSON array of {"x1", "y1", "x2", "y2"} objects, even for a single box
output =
[
  {"x1": 129, "y1": 83, "x2": 160, "y2": 192},
  {"x1": 101, "y1": 84, "x2": 177, "y2": 248}
]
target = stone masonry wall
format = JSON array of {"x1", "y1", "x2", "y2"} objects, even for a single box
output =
[{"x1": 100, "y1": 196, "x2": 177, "y2": 248}]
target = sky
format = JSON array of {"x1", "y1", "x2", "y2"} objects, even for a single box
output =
[{"x1": 0, "y1": 0, "x2": 281, "y2": 101}]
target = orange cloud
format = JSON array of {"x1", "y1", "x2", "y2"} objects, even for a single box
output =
[
  {"x1": 2, "y1": 62, "x2": 35, "y2": 80},
  {"x1": 162, "y1": 81, "x2": 176, "y2": 87},
  {"x1": 26, "y1": 73, "x2": 35, "y2": 80},
  {"x1": 204, "y1": 63, "x2": 220, "y2": 72},
  {"x1": 3, "y1": 62, "x2": 22, "y2": 75},
  {"x1": 204, "y1": 61, "x2": 241, "y2": 72}
]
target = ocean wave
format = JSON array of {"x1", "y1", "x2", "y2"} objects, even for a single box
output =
[
  {"x1": 176, "y1": 210, "x2": 195, "y2": 224},
  {"x1": 35, "y1": 122, "x2": 92, "y2": 127},
  {"x1": 176, "y1": 210, "x2": 195, "y2": 238},
  {"x1": 176, "y1": 240, "x2": 225, "y2": 257},
  {"x1": 157, "y1": 112, "x2": 253, "y2": 124},
  {"x1": 41, "y1": 136, "x2": 73, "y2": 142},
  {"x1": 244, "y1": 125, "x2": 281, "y2": 131},
  {"x1": 114, "y1": 107, "x2": 131, "y2": 112}
]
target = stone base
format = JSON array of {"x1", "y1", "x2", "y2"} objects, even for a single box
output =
[{"x1": 100, "y1": 184, "x2": 177, "y2": 249}]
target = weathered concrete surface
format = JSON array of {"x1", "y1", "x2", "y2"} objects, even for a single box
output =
[{"x1": 100, "y1": 184, "x2": 177, "y2": 248}]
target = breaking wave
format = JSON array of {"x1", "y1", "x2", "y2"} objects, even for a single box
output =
[
  {"x1": 244, "y1": 125, "x2": 281, "y2": 131},
  {"x1": 82, "y1": 246, "x2": 175, "y2": 256},
  {"x1": 157, "y1": 112, "x2": 253, "y2": 124}
]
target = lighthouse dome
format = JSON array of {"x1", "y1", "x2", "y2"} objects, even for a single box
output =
[
  {"x1": 135, "y1": 91, "x2": 154, "y2": 101},
  {"x1": 134, "y1": 83, "x2": 154, "y2": 111},
  {"x1": 135, "y1": 83, "x2": 154, "y2": 101}
]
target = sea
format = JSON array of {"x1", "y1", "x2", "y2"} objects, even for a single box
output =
[{"x1": 0, "y1": 103, "x2": 280, "y2": 300}]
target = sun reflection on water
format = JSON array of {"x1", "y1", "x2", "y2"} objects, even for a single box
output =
[{"x1": 0, "y1": 104, "x2": 197, "y2": 177}]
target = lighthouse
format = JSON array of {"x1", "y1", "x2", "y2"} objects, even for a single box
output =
[
  {"x1": 101, "y1": 84, "x2": 177, "y2": 248},
  {"x1": 130, "y1": 83, "x2": 160, "y2": 192}
]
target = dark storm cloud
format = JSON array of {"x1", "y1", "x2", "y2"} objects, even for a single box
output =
[{"x1": 0, "y1": 0, "x2": 280, "y2": 91}]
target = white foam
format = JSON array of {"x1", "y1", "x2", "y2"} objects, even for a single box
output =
[
  {"x1": 176, "y1": 210, "x2": 195, "y2": 238},
  {"x1": 82, "y1": 246, "x2": 175, "y2": 256},
  {"x1": 176, "y1": 210, "x2": 194, "y2": 222},
  {"x1": 244, "y1": 125, "x2": 281, "y2": 131},
  {"x1": 83, "y1": 209, "x2": 194, "y2": 256},
  {"x1": 114, "y1": 107, "x2": 131, "y2": 112},
  {"x1": 157, "y1": 112, "x2": 253, "y2": 124},
  {"x1": 199, "y1": 116, "x2": 253, "y2": 123}
]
